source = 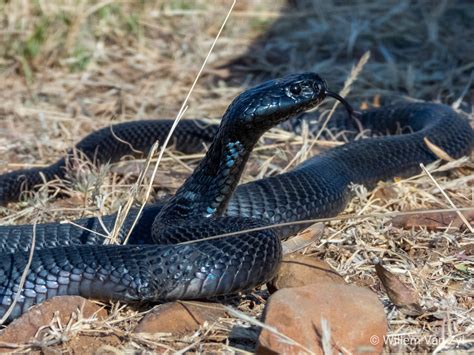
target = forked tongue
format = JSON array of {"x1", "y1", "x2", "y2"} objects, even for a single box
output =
[{"x1": 325, "y1": 90, "x2": 357, "y2": 119}]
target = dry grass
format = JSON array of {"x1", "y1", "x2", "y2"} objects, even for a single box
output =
[{"x1": 0, "y1": 0, "x2": 473, "y2": 353}]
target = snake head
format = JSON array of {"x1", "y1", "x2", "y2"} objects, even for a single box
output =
[{"x1": 222, "y1": 73, "x2": 327, "y2": 137}]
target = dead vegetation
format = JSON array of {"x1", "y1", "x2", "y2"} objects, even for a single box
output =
[{"x1": 0, "y1": 0, "x2": 472, "y2": 353}]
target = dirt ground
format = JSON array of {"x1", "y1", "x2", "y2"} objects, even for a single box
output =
[{"x1": 0, "y1": 0, "x2": 472, "y2": 353}]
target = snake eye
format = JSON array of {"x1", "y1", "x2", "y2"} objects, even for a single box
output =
[{"x1": 289, "y1": 84, "x2": 302, "y2": 95}]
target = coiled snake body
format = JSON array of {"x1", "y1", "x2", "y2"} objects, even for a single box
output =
[{"x1": 0, "y1": 73, "x2": 472, "y2": 322}]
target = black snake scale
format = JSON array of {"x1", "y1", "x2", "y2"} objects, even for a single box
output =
[{"x1": 0, "y1": 73, "x2": 472, "y2": 322}]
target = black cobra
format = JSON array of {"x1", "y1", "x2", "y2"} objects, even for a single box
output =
[{"x1": 0, "y1": 73, "x2": 472, "y2": 322}]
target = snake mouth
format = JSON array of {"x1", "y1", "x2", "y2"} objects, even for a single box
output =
[{"x1": 325, "y1": 90, "x2": 355, "y2": 119}]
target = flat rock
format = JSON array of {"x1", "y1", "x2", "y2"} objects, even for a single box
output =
[
  {"x1": 134, "y1": 301, "x2": 227, "y2": 336},
  {"x1": 267, "y1": 254, "x2": 345, "y2": 293},
  {"x1": 257, "y1": 283, "x2": 387, "y2": 354},
  {"x1": 0, "y1": 296, "x2": 107, "y2": 352}
]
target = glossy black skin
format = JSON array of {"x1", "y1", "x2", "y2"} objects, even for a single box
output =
[
  {"x1": 0, "y1": 74, "x2": 472, "y2": 322},
  {"x1": 0, "y1": 73, "x2": 331, "y2": 321},
  {"x1": 156, "y1": 73, "x2": 328, "y2": 225}
]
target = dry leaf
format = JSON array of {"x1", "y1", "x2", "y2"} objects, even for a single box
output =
[
  {"x1": 373, "y1": 185, "x2": 398, "y2": 202},
  {"x1": 374, "y1": 262, "x2": 423, "y2": 316},
  {"x1": 392, "y1": 210, "x2": 474, "y2": 231},
  {"x1": 282, "y1": 223, "x2": 324, "y2": 255},
  {"x1": 424, "y1": 137, "x2": 455, "y2": 161}
]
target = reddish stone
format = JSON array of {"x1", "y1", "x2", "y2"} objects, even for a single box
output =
[
  {"x1": 0, "y1": 296, "x2": 107, "y2": 352},
  {"x1": 257, "y1": 283, "x2": 387, "y2": 354},
  {"x1": 134, "y1": 301, "x2": 227, "y2": 336},
  {"x1": 267, "y1": 254, "x2": 346, "y2": 293}
]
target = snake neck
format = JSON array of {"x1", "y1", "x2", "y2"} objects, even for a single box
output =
[{"x1": 157, "y1": 123, "x2": 257, "y2": 224}]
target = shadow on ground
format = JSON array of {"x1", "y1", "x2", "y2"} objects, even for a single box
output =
[{"x1": 223, "y1": 0, "x2": 473, "y2": 105}]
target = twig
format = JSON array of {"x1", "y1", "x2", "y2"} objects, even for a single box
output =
[
  {"x1": 225, "y1": 306, "x2": 315, "y2": 354},
  {"x1": 178, "y1": 206, "x2": 474, "y2": 245},
  {"x1": 122, "y1": 141, "x2": 160, "y2": 245},
  {"x1": 64, "y1": 220, "x2": 108, "y2": 238},
  {"x1": 121, "y1": 0, "x2": 237, "y2": 242},
  {"x1": 420, "y1": 163, "x2": 474, "y2": 233}
]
